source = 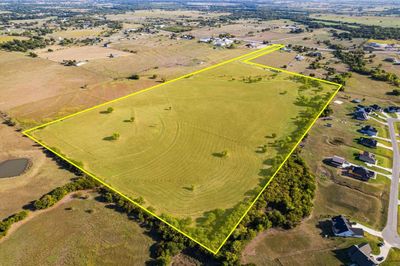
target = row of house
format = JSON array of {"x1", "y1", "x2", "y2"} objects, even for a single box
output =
[
  {"x1": 327, "y1": 121, "x2": 379, "y2": 180},
  {"x1": 353, "y1": 103, "x2": 400, "y2": 120},
  {"x1": 330, "y1": 216, "x2": 377, "y2": 265},
  {"x1": 353, "y1": 104, "x2": 383, "y2": 121},
  {"x1": 384, "y1": 57, "x2": 400, "y2": 65},
  {"x1": 329, "y1": 156, "x2": 376, "y2": 181}
]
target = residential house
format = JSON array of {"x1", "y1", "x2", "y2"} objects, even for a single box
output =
[
  {"x1": 181, "y1": 34, "x2": 194, "y2": 40},
  {"x1": 280, "y1": 47, "x2": 292, "y2": 52},
  {"x1": 358, "y1": 137, "x2": 377, "y2": 148},
  {"x1": 349, "y1": 166, "x2": 376, "y2": 181},
  {"x1": 354, "y1": 110, "x2": 369, "y2": 121},
  {"x1": 364, "y1": 42, "x2": 388, "y2": 51},
  {"x1": 330, "y1": 156, "x2": 351, "y2": 168},
  {"x1": 385, "y1": 106, "x2": 400, "y2": 113},
  {"x1": 384, "y1": 57, "x2": 396, "y2": 62},
  {"x1": 199, "y1": 38, "x2": 211, "y2": 43},
  {"x1": 359, "y1": 125, "x2": 378, "y2": 137},
  {"x1": 307, "y1": 51, "x2": 322, "y2": 57},
  {"x1": 213, "y1": 38, "x2": 234, "y2": 47},
  {"x1": 245, "y1": 43, "x2": 257, "y2": 48},
  {"x1": 347, "y1": 243, "x2": 377, "y2": 266},
  {"x1": 331, "y1": 215, "x2": 364, "y2": 238},
  {"x1": 370, "y1": 104, "x2": 382, "y2": 112},
  {"x1": 358, "y1": 151, "x2": 377, "y2": 164},
  {"x1": 295, "y1": 54, "x2": 305, "y2": 61}
]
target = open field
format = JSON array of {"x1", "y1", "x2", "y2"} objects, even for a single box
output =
[
  {"x1": 3, "y1": 37, "x2": 252, "y2": 125},
  {"x1": 242, "y1": 222, "x2": 383, "y2": 266},
  {"x1": 0, "y1": 35, "x2": 28, "y2": 43},
  {"x1": 0, "y1": 124, "x2": 72, "y2": 219},
  {"x1": 25, "y1": 46, "x2": 339, "y2": 251},
  {"x1": 310, "y1": 14, "x2": 400, "y2": 28},
  {"x1": 189, "y1": 19, "x2": 297, "y2": 42},
  {"x1": 0, "y1": 51, "x2": 109, "y2": 112},
  {"x1": 85, "y1": 36, "x2": 250, "y2": 79},
  {"x1": 50, "y1": 28, "x2": 104, "y2": 39},
  {"x1": 37, "y1": 46, "x2": 132, "y2": 62},
  {"x1": 106, "y1": 9, "x2": 229, "y2": 22},
  {"x1": 0, "y1": 192, "x2": 154, "y2": 265}
]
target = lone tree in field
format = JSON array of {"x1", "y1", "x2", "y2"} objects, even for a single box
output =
[
  {"x1": 213, "y1": 150, "x2": 229, "y2": 158},
  {"x1": 128, "y1": 74, "x2": 140, "y2": 80},
  {"x1": 111, "y1": 132, "x2": 120, "y2": 140},
  {"x1": 107, "y1": 107, "x2": 114, "y2": 113},
  {"x1": 104, "y1": 132, "x2": 120, "y2": 141}
]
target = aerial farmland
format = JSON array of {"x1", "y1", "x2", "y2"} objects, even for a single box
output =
[{"x1": 26, "y1": 45, "x2": 339, "y2": 251}]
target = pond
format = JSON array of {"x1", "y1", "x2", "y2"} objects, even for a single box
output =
[{"x1": 0, "y1": 158, "x2": 30, "y2": 178}]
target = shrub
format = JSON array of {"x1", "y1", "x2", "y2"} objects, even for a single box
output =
[
  {"x1": 28, "y1": 52, "x2": 38, "y2": 58},
  {"x1": 0, "y1": 211, "x2": 29, "y2": 236},
  {"x1": 128, "y1": 74, "x2": 140, "y2": 80}
]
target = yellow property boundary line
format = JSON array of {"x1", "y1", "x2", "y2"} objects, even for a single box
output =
[{"x1": 22, "y1": 44, "x2": 342, "y2": 254}]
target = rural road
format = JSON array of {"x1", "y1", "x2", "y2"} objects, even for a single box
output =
[{"x1": 382, "y1": 117, "x2": 400, "y2": 248}]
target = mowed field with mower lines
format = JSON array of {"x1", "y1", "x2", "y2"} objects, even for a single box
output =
[{"x1": 27, "y1": 46, "x2": 339, "y2": 251}]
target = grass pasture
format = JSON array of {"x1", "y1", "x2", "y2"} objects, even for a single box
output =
[
  {"x1": 50, "y1": 28, "x2": 104, "y2": 39},
  {"x1": 37, "y1": 46, "x2": 132, "y2": 63},
  {"x1": 0, "y1": 35, "x2": 28, "y2": 43},
  {"x1": 310, "y1": 14, "x2": 400, "y2": 28},
  {"x1": 25, "y1": 45, "x2": 340, "y2": 252},
  {"x1": 0, "y1": 192, "x2": 153, "y2": 265}
]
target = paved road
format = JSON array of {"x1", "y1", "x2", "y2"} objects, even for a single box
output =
[{"x1": 382, "y1": 118, "x2": 400, "y2": 248}]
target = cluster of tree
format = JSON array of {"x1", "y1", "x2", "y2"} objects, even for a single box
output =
[
  {"x1": 128, "y1": 74, "x2": 140, "y2": 80},
  {"x1": 329, "y1": 72, "x2": 352, "y2": 90},
  {"x1": 308, "y1": 60, "x2": 321, "y2": 70},
  {"x1": 0, "y1": 211, "x2": 28, "y2": 237},
  {"x1": 388, "y1": 89, "x2": 400, "y2": 96},
  {"x1": 295, "y1": 17, "x2": 400, "y2": 40},
  {"x1": 59, "y1": 38, "x2": 75, "y2": 46},
  {"x1": 219, "y1": 33, "x2": 235, "y2": 39},
  {"x1": 62, "y1": 60, "x2": 78, "y2": 66},
  {"x1": 77, "y1": 37, "x2": 103, "y2": 46},
  {"x1": 0, "y1": 36, "x2": 48, "y2": 52},
  {"x1": 242, "y1": 75, "x2": 263, "y2": 83},
  {"x1": 0, "y1": 175, "x2": 96, "y2": 241},
  {"x1": 218, "y1": 152, "x2": 315, "y2": 264},
  {"x1": 320, "y1": 105, "x2": 333, "y2": 117},
  {"x1": 333, "y1": 49, "x2": 400, "y2": 86},
  {"x1": 288, "y1": 44, "x2": 314, "y2": 53},
  {"x1": 33, "y1": 176, "x2": 98, "y2": 210}
]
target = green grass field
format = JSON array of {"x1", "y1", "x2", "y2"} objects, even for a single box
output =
[
  {"x1": 310, "y1": 14, "x2": 400, "y2": 28},
  {"x1": 26, "y1": 46, "x2": 339, "y2": 251}
]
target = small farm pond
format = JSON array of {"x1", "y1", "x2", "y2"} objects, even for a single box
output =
[{"x1": 0, "y1": 158, "x2": 30, "y2": 178}]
